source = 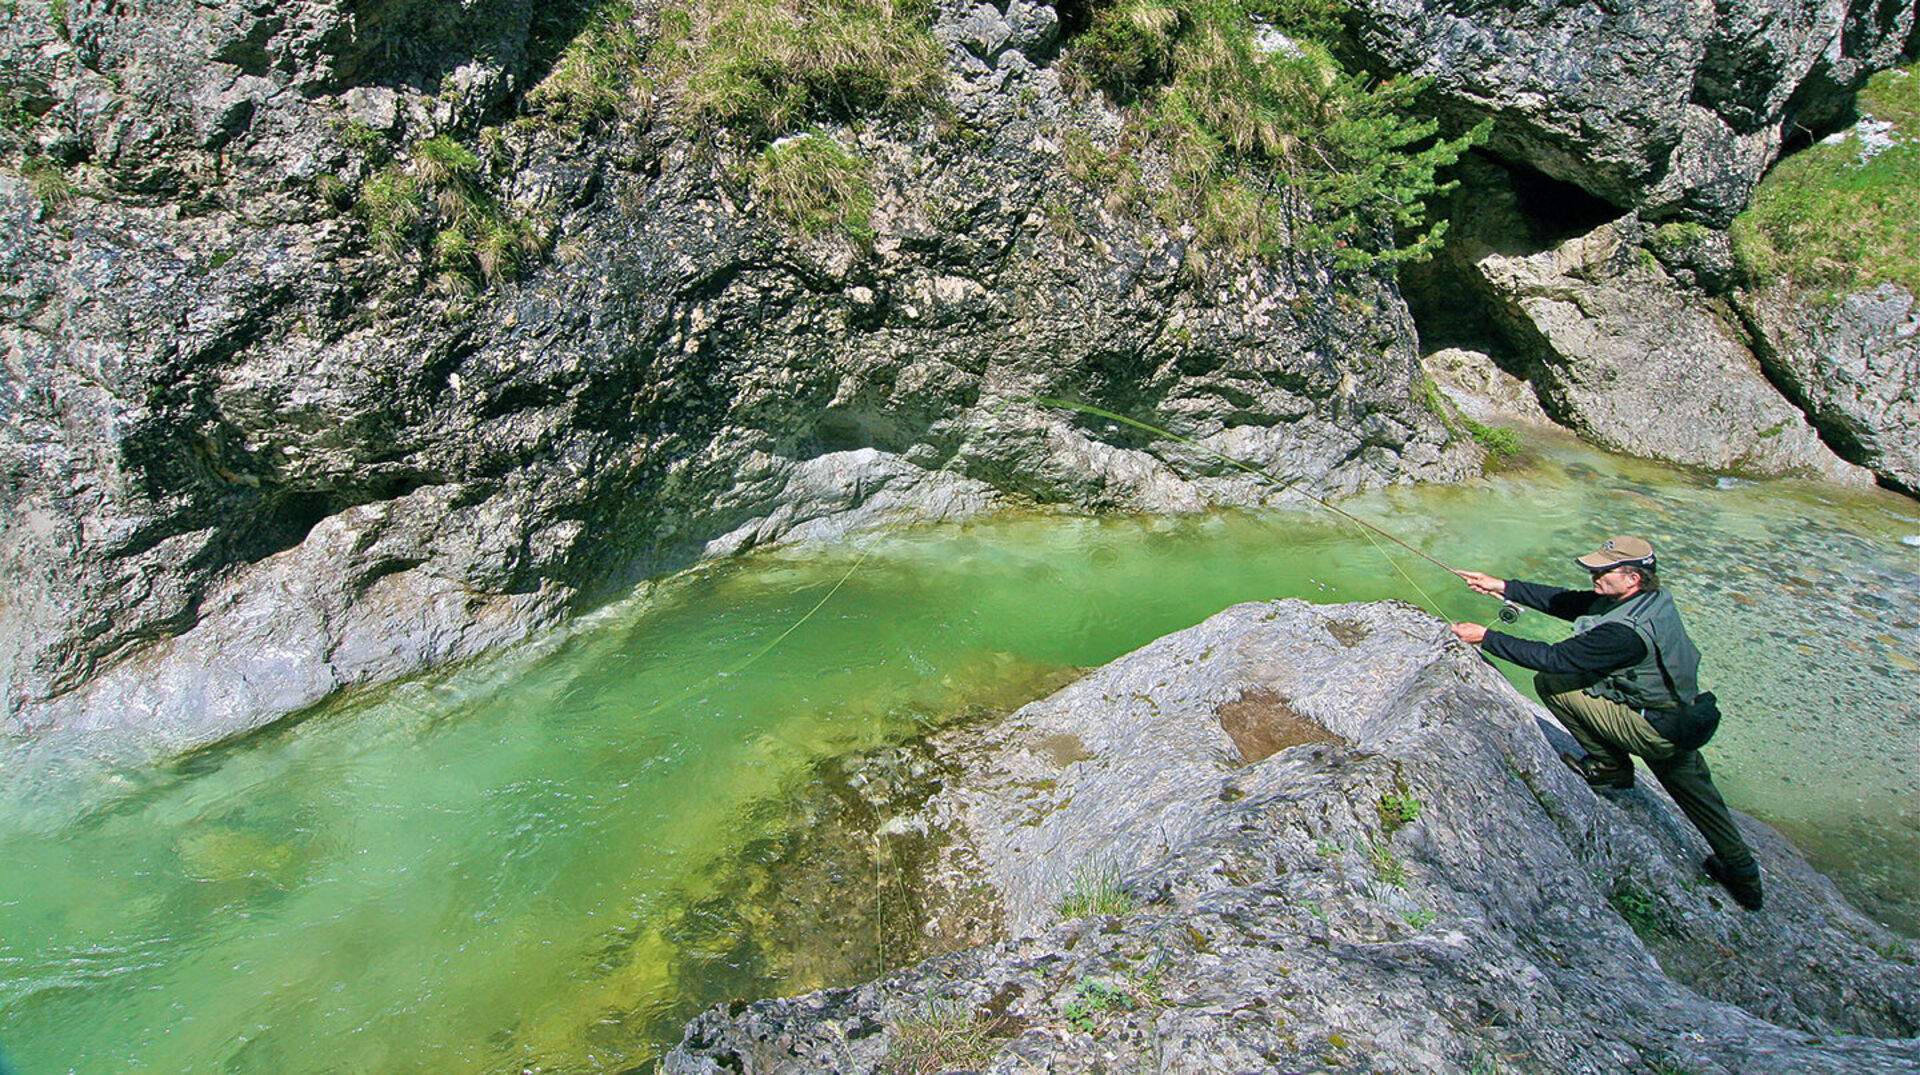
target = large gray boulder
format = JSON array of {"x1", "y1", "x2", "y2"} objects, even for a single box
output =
[
  {"x1": 1343, "y1": 0, "x2": 1916, "y2": 223},
  {"x1": 1467, "y1": 222, "x2": 1874, "y2": 484},
  {"x1": 1735, "y1": 282, "x2": 1920, "y2": 494},
  {"x1": 0, "y1": 1, "x2": 1468, "y2": 755},
  {"x1": 663, "y1": 600, "x2": 1920, "y2": 1074}
]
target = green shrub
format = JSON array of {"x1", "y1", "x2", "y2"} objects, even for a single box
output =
[
  {"x1": 747, "y1": 131, "x2": 876, "y2": 237},
  {"x1": 1062, "y1": 0, "x2": 1485, "y2": 271},
  {"x1": 1731, "y1": 61, "x2": 1920, "y2": 300}
]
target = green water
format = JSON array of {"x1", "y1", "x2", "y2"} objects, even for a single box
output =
[{"x1": 3, "y1": 433, "x2": 1918, "y2": 1073}]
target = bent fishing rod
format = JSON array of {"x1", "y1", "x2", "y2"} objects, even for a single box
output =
[{"x1": 1022, "y1": 396, "x2": 1524, "y2": 624}]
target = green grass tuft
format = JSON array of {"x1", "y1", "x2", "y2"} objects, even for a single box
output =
[
  {"x1": 747, "y1": 131, "x2": 876, "y2": 238},
  {"x1": 677, "y1": 0, "x2": 944, "y2": 141},
  {"x1": 884, "y1": 999, "x2": 999, "y2": 1075},
  {"x1": 1058, "y1": 860, "x2": 1139, "y2": 919},
  {"x1": 1367, "y1": 837, "x2": 1406, "y2": 888},
  {"x1": 1731, "y1": 62, "x2": 1920, "y2": 301},
  {"x1": 349, "y1": 134, "x2": 546, "y2": 289},
  {"x1": 21, "y1": 155, "x2": 75, "y2": 210}
]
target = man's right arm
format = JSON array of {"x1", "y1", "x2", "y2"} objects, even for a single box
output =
[{"x1": 1504, "y1": 579, "x2": 1603, "y2": 622}]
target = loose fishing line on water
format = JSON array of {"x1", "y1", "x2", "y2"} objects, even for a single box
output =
[{"x1": 647, "y1": 394, "x2": 1508, "y2": 719}]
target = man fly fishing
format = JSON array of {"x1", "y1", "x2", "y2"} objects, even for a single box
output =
[{"x1": 1448, "y1": 536, "x2": 1764, "y2": 910}]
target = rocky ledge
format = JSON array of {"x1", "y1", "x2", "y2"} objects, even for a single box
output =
[{"x1": 664, "y1": 600, "x2": 1920, "y2": 1074}]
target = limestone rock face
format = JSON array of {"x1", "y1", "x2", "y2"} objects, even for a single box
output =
[
  {"x1": 663, "y1": 600, "x2": 1920, "y2": 1074},
  {"x1": 1736, "y1": 282, "x2": 1920, "y2": 494},
  {"x1": 1468, "y1": 223, "x2": 1873, "y2": 484},
  {"x1": 1343, "y1": 0, "x2": 1916, "y2": 223},
  {"x1": 0, "y1": 1, "x2": 1467, "y2": 754}
]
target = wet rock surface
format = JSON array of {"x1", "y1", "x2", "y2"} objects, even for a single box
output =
[{"x1": 663, "y1": 600, "x2": 1920, "y2": 1074}]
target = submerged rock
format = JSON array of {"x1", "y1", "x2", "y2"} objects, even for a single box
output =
[{"x1": 663, "y1": 600, "x2": 1920, "y2": 1074}]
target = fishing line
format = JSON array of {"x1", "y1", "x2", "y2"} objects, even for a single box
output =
[
  {"x1": 635, "y1": 538, "x2": 879, "y2": 721},
  {"x1": 1023, "y1": 396, "x2": 1467, "y2": 620}
]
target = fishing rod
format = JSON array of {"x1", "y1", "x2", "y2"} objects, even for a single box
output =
[{"x1": 1023, "y1": 396, "x2": 1524, "y2": 623}]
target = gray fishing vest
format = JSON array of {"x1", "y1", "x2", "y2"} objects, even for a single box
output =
[{"x1": 1573, "y1": 590, "x2": 1700, "y2": 710}]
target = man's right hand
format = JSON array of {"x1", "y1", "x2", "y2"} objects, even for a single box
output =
[{"x1": 1455, "y1": 570, "x2": 1507, "y2": 597}]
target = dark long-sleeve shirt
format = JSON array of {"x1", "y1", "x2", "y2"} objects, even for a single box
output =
[{"x1": 1479, "y1": 579, "x2": 1646, "y2": 676}]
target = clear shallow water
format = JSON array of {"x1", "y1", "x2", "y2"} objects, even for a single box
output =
[{"x1": 2, "y1": 432, "x2": 1917, "y2": 1072}]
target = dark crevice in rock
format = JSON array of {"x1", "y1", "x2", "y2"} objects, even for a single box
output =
[{"x1": 1498, "y1": 155, "x2": 1623, "y2": 250}]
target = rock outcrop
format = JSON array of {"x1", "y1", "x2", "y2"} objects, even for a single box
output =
[
  {"x1": 1342, "y1": 0, "x2": 1916, "y2": 224},
  {"x1": 0, "y1": 0, "x2": 1469, "y2": 755},
  {"x1": 1468, "y1": 222, "x2": 1873, "y2": 485},
  {"x1": 1735, "y1": 282, "x2": 1920, "y2": 494},
  {"x1": 664, "y1": 600, "x2": 1920, "y2": 1074}
]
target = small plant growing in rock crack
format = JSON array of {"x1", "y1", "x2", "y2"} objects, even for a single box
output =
[
  {"x1": 1058, "y1": 861, "x2": 1138, "y2": 919},
  {"x1": 884, "y1": 999, "x2": 1000, "y2": 1075},
  {"x1": 1062, "y1": 976, "x2": 1133, "y2": 1031},
  {"x1": 1608, "y1": 881, "x2": 1664, "y2": 938},
  {"x1": 1377, "y1": 791, "x2": 1422, "y2": 832},
  {"x1": 1367, "y1": 837, "x2": 1406, "y2": 888},
  {"x1": 1402, "y1": 907, "x2": 1437, "y2": 929},
  {"x1": 1315, "y1": 837, "x2": 1343, "y2": 860}
]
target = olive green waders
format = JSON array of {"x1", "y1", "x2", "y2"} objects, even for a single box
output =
[{"x1": 1536, "y1": 673, "x2": 1757, "y2": 873}]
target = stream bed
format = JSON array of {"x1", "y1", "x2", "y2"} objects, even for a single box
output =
[{"x1": 3, "y1": 432, "x2": 1917, "y2": 1072}]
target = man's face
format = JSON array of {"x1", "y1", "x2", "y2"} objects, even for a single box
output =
[{"x1": 1589, "y1": 565, "x2": 1642, "y2": 597}]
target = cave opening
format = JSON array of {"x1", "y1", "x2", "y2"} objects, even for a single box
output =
[{"x1": 1397, "y1": 150, "x2": 1623, "y2": 365}]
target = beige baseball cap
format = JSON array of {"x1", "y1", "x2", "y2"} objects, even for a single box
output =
[{"x1": 1576, "y1": 536, "x2": 1656, "y2": 570}]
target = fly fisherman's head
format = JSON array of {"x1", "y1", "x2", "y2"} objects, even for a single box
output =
[{"x1": 1577, "y1": 535, "x2": 1659, "y2": 597}]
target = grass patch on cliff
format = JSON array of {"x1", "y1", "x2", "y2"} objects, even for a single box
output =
[
  {"x1": 526, "y1": 0, "x2": 657, "y2": 127},
  {"x1": 676, "y1": 0, "x2": 944, "y2": 141},
  {"x1": 1731, "y1": 62, "x2": 1920, "y2": 301},
  {"x1": 1060, "y1": 0, "x2": 1485, "y2": 271},
  {"x1": 344, "y1": 131, "x2": 546, "y2": 291}
]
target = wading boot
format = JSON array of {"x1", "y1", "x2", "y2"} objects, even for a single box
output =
[
  {"x1": 1559, "y1": 751, "x2": 1635, "y2": 790},
  {"x1": 1704, "y1": 855, "x2": 1764, "y2": 910}
]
